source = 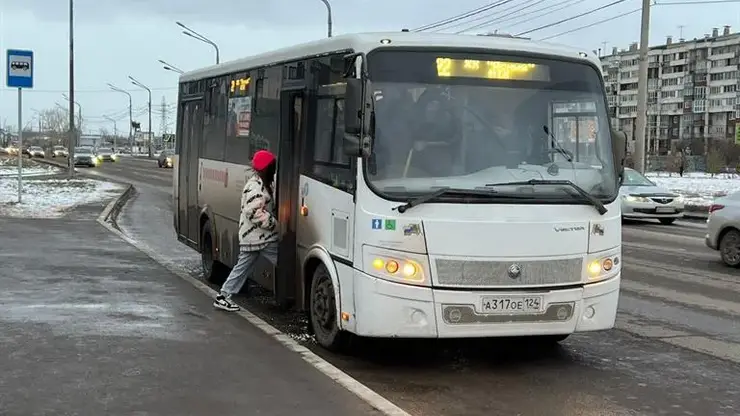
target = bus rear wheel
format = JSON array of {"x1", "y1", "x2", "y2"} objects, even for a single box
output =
[
  {"x1": 201, "y1": 220, "x2": 227, "y2": 284},
  {"x1": 309, "y1": 264, "x2": 347, "y2": 351}
]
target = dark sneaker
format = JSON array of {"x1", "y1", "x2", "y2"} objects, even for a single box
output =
[{"x1": 213, "y1": 294, "x2": 239, "y2": 312}]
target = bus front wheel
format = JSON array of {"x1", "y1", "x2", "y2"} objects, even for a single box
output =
[{"x1": 309, "y1": 264, "x2": 348, "y2": 351}]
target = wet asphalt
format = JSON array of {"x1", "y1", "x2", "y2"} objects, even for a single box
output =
[
  {"x1": 0, "y1": 166, "x2": 381, "y2": 416},
  {"x1": 60, "y1": 156, "x2": 740, "y2": 416}
]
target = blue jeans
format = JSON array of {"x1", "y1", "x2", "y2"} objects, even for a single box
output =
[{"x1": 219, "y1": 242, "x2": 278, "y2": 296}]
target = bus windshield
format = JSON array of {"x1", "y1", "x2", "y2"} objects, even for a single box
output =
[{"x1": 365, "y1": 50, "x2": 617, "y2": 202}]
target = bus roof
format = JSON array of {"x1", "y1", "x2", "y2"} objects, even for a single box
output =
[{"x1": 179, "y1": 31, "x2": 597, "y2": 83}]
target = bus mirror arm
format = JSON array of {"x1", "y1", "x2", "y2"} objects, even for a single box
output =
[
  {"x1": 343, "y1": 77, "x2": 374, "y2": 158},
  {"x1": 611, "y1": 129, "x2": 626, "y2": 186}
]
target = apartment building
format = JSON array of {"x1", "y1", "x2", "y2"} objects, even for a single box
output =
[{"x1": 601, "y1": 25, "x2": 740, "y2": 156}]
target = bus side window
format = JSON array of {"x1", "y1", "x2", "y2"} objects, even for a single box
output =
[
  {"x1": 202, "y1": 76, "x2": 227, "y2": 161},
  {"x1": 311, "y1": 97, "x2": 355, "y2": 193},
  {"x1": 224, "y1": 71, "x2": 253, "y2": 164}
]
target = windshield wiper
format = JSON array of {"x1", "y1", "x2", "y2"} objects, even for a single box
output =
[
  {"x1": 484, "y1": 179, "x2": 608, "y2": 215},
  {"x1": 393, "y1": 187, "x2": 501, "y2": 213},
  {"x1": 543, "y1": 125, "x2": 573, "y2": 162}
]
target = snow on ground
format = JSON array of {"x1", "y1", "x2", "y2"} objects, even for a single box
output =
[
  {"x1": 645, "y1": 171, "x2": 740, "y2": 207},
  {"x1": 0, "y1": 177, "x2": 124, "y2": 218},
  {"x1": 0, "y1": 157, "x2": 62, "y2": 177}
]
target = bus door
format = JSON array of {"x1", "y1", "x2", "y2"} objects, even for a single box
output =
[
  {"x1": 177, "y1": 99, "x2": 204, "y2": 245},
  {"x1": 274, "y1": 88, "x2": 305, "y2": 308}
]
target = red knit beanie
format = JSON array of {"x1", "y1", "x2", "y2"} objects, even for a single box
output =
[{"x1": 252, "y1": 150, "x2": 276, "y2": 172}]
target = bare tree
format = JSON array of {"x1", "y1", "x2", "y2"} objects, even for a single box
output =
[{"x1": 39, "y1": 107, "x2": 70, "y2": 146}]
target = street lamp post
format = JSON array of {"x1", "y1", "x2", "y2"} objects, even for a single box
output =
[
  {"x1": 128, "y1": 76, "x2": 153, "y2": 158},
  {"x1": 103, "y1": 115, "x2": 117, "y2": 151},
  {"x1": 319, "y1": 0, "x2": 333, "y2": 37},
  {"x1": 107, "y1": 83, "x2": 133, "y2": 151},
  {"x1": 62, "y1": 93, "x2": 82, "y2": 134},
  {"x1": 158, "y1": 59, "x2": 184, "y2": 74},
  {"x1": 68, "y1": 0, "x2": 75, "y2": 178},
  {"x1": 176, "y1": 21, "x2": 220, "y2": 64}
]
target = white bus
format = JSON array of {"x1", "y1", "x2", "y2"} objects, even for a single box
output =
[{"x1": 173, "y1": 32, "x2": 626, "y2": 351}]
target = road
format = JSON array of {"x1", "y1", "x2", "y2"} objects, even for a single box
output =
[{"x1": 73, "y1": 156, "x2": 740, "y2": 416}]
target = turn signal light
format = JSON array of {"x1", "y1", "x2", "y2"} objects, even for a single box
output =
[
  {"x1": 587, "y1": 256, "x2": 617, "y2": 278},
  {"x1": 372, "y1": 257, "x2": 424, "y2": 282}
]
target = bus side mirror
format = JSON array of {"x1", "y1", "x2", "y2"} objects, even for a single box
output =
[
  {"x1": 611, "y1": 129, "x2": 626, "y2": 185},
  {"x1": 343, "y1": 78, "x2": 372, "y2": 158}
]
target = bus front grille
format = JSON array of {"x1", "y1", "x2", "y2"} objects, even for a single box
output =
[{"x1": 434, "y1": 257, "x2": 583, "y2": 287}]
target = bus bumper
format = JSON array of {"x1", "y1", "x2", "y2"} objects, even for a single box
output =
[{"x1": 350, "y1": 270, "x2": 620, "y2": 339}]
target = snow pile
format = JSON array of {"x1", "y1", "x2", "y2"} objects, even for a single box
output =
[
  {"x1": 0, "y1": 157, "x2": 62, "y2": 177},
  {"x1": 0, "y1": 177, "x2": 124, "y2": 218},
  {"x1": 645, "y1": 172, "x2": 740, "y2": 207}
]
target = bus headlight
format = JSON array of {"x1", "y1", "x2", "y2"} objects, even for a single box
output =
[
  {"x1": 364, "y1": 246, "x2": 430, "y2": 286},
  {"x1": 585, "y1": 250, "x2": 620, "y2": 282}
]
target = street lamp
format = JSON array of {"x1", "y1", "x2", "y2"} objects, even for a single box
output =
[
  {"x1": 128, "y1": 75, "x2": 153, "y2": 158},
  {"x1": 175, "y1": 21, "x2": 220, "y2": 64},
  {"x1": 68, "y1": 0, "x2": 75, "y2": 178},
  {"x1": 61, "y1": 93, "x2": 82, "y2": 133},
  {"x1": 158, "y1": 59, "x2": 184, "y2": 74},
  {"x1": 318, "y1": 0, "x2": 333, "y2": 37},
  {"x1": 107, "y1": 83, "x2": 133, "y2": 151},
  {"x1": 103, "y1": 115, "x2": 118, "y2": 151}
]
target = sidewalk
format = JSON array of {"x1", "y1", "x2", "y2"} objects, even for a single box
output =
[{"x1": 0, "y1": 216, "x2": 382, "y2": 416}]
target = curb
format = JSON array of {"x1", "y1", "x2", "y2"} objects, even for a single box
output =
[
  {"x1": 96, "y1": 185, "x2": 411, "y2": 416},
  {"x1": 34, "y1": 158, "x2": 71, "y2": 170}
]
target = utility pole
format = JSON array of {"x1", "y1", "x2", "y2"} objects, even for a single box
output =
[
  {"x1": 634, "y1": 0, "x2": 651, "y2": 173},
  {"x1": 160, "y1": 96, "x2": 168, "y2": 137},
  {"x1": 104, "y1": 115, "x2": 117, "y2": 150},
  {"x1": 68, "y1": 0, "x2": 75, "y2": 178}
]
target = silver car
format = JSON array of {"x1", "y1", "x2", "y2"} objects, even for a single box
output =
[
  {"x1": 619, "y1": 168, "x2": 685, "y2": 225},
  {"x1": 705, "y1": 190, "x2": 740, "y2": 267}
]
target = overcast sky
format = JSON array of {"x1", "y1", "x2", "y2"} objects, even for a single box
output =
[{"x1": 1, "y1": 0, "x2": 738, "y2": 136}]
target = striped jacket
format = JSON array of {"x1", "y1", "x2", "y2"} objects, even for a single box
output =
[{"x1": 238, "y1": 175, "x2": 279, "y2": 250}]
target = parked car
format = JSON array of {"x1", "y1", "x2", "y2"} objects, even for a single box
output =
[
  {"x1": 619, "y1": 168, "x2": 685, "y2": 225},
  {"x1": 705, "y1": 191, "x2": 740, "y2": 267},
  {"x1": 52, "y1": 146, "x2": 68, "y2": 158},
  {"x1": 157, "y1": 149, "x2": 174, "y2": 168},
  {"x1": 72, "y1": 147, "x2": 99, "y2": 167},
  {"x1": 28, "y1": 146, "x2": 45, "y2": 158},
  {"x1": 97, "y1": 148, "x2": 118, "y2": 162}
]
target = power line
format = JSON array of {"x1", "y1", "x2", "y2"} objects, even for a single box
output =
[
  {"x1": 538, "y1": 7, "x2": 641, "y2": 40},
  {"x1": 453, "y1": 0, "x2": 550, "y2": 33},
  {"x1": 436, "y1": 0, "x2": 543, "y2": 32},
  {"x1": 536, "y1": 0, "x2": 740, "y2": 41},
  {"x1": 412, "y1": 0, "x2": 519, "y2": 31},
  {"x1": 656, "y1": 0, "x2": 739, "y2": 3},
  {"x1": 497, "y1": 0, "x2": 588, "y2": 30},
  {"x1": 515, "y1": 0, "x2": 628, "y2": 36}
]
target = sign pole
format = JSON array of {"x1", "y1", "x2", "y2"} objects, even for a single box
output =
[
  {"x1": 6, "y1": 48, "x2": 34, "y2": 203},
  {"x1": 17, "y1": 88, "x2": 22, "y2": 203}
]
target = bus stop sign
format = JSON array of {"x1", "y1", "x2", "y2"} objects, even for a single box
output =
[{"x1": 6, "y1": 49, "x2": 34, "y2": 89}]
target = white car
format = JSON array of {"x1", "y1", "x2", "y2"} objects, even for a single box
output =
[
  {"x1": 619, "y1": 168, "x2": 685, "y2": 225},
  {"x1": 52, "y1": 146, "x2": 68, "y2": 158},
  {"x1": 28, "y1": 146, "x2": 45, "y2": 158},
  {"x1": 705, "y1": 191, "x2": 740, "y2": 267}
]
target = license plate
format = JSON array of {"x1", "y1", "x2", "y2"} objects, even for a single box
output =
[
  {"x1": 656, "y1": 207, "x2": 675, "y2": 213},
  {"x1": 480, "y1": 295, "x2": 544, "y2": 314}
]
